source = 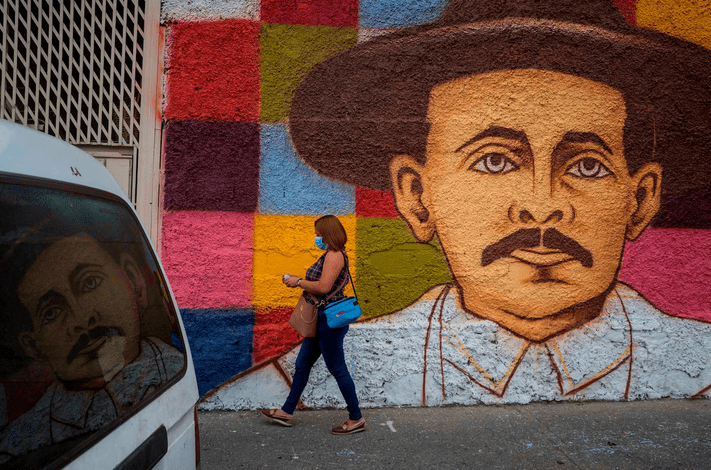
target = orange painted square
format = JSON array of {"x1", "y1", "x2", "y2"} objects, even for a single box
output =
[{"x1": 166, "y1": 20, "x2": 260, "y2": 122}]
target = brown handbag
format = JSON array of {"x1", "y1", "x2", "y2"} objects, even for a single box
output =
[{"x1": 288, "y1": 294, "x2": 318, "y2": 337}]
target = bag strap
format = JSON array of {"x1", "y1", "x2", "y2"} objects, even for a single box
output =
[
  {"x1": 341, "y1": 251, "x2": 359, "y2": 301},
  {"x1": 303, "y1": 291, "x2": 318, "y2": 305},
  {"x1": 315, "y1": 251, "x2": 357, "y2": 307}
]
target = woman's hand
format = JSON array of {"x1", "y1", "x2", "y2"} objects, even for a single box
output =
[{"x1": 284, "y1": 275, "x2": 301, "y2": 288}]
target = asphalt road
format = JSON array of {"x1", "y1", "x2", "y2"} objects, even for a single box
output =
[{"x1": 199, "y1": 399, "x2": 711, "y2": 469}]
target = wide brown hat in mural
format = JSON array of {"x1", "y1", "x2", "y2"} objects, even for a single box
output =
[{"x1": 289, "y1": 0, "x2": 711, "y2": 226}]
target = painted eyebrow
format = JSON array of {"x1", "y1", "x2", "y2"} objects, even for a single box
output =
[
  {"x1": 69, "y1": 263, "x2": 103, "y2": 295},
  {"x1": 69, "y1": 263, "x2": 102, "y2": 283},
  {"x1": 455, "y1": 126, "x2": 530, "y2": 153},
  {"x1": 558, "y1": 131, "x2": 613, "y2": 155},
  {"x1": 35, "y1": 289, "x2": 65, "y2": 317}
]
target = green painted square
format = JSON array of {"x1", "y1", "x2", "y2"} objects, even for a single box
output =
[
  {"x1": 356, "y1": 217, "x2": 452, "y2": 317},
  {"x1": 260, "y1": 24, "x2": 358, "y2": 122}
]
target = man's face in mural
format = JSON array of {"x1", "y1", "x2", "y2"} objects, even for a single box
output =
[
  {"x1": 392, "y1": 69, "x2": 662, "y2": 341},
  {"x1": 17, "y1": 233, "x2": 147, "y2": 389}
]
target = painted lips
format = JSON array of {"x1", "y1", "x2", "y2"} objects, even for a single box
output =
[{"x1": 509, "y1": 249, "x2": 576, "y2": 267}]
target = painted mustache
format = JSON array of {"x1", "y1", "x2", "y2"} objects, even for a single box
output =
[
  {"x1": 480, "y1": 228, "x2": 593, "y2": 268},
  {"x1": 67, "y1": 326, "x2": 123, "y2": 364}
]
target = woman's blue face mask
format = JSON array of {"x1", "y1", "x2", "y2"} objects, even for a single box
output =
[{"x1": 315, "y1": 236, "x2": 328, "y2": 251}]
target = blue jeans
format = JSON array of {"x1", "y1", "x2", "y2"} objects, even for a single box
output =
[{"x1": 282, "y1": 309, "x2": 362, "y2": 420}]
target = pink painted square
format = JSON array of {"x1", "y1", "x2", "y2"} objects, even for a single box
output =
[
  {"x1": 619, "y1": 228, "x2": 711, "y2": 322},
  {"x1": 165, "y1": 20, "x2": 260, "y2": 122},
  {"x1": 162, "y1": 211, "x2": 254, "y2": 308}
]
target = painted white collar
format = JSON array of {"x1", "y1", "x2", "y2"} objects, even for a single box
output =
[{"x1": 429, "y1": 283, "x2": 633, "y2": 398}]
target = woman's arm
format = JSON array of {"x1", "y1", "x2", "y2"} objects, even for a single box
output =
[{"x1": 284, "y1": 251, "x2": 345, "y2": 295}]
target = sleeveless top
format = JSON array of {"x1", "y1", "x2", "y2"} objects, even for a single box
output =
[{"x1": 303, "y1": 251, "x2": 349, "y2": 305}]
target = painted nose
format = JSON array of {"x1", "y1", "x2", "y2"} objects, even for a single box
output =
[
  {"x1": 518, "y1": 208, "x2": 564, "y2": 224},
  {"x1": 68, "y1": 298, "x2": 100, "y2": 334},
  {"x1": 511, "y1": 186, "x2": 572, "y2": 225}
]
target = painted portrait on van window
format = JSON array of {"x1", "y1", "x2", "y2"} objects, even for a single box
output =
[
  {"x1": 209, "y1": 0, "x2": 711, "y2": 409},
  {"x1": 0, "y1": 183, "x2": 185, "y2": 465}
]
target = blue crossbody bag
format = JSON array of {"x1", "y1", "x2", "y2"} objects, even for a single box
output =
[{"x1": 322, "y1": 252, "x2": 362, "y2": 328}]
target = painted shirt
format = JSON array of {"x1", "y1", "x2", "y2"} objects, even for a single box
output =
[
  {"x1": 203, "y1": 282, "x2": 711, "y2": 410},
  {"x1": 350, "y1": 282, "x2": 711, "y2": 405},
  {"x1": 0, "y1": 338, "x2": 184, "y2": 463}
]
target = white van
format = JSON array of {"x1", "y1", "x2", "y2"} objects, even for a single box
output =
[{"x1": 0, "y1": 119, "x2": 200, "y2": 469}]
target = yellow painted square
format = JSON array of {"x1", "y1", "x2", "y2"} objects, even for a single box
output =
[
  {"x1": 253, "y1": 214, "x2": 356, "y2": 309},
  {"x1": 637, "y1": 0, "x2": 711, "y2": 48}
]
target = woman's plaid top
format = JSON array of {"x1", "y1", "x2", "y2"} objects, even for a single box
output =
[{"x1": 303, "y1": 251, "x2": 349, "y2": 305}]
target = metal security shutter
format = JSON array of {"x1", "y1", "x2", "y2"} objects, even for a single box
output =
[{"x1": 0, "y1": 0, "x2": 162, "y2": 243}]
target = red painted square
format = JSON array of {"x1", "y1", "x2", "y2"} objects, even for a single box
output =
[
  {"x1": 355, "y1": 186, "x2": 399, "y2": 218},
  {"x1": 253, "y1": 306, "x2": 302, "y2": 363},
  {"x1": 613, "y1": 0, "x2": 636, "y2": 25},
  {"x1": 261, "y1": 0, "x2": 358, "y2": 27},
  {"x1": 166, "y1": 20, "x2": 260, "y2": 122}
]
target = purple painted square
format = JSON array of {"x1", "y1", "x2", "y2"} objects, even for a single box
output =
[{"x1": 164, "y1": 121, "x2": 260, "y2": 211}]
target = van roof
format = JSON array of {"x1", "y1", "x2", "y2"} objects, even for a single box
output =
[{"x1": 0, "y1": 119, "x2": 129, "y2": 203}]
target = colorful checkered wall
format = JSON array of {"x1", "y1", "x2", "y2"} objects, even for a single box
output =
[{"x1": 160, "y1": 0, "x2": 711, "y2": 397}]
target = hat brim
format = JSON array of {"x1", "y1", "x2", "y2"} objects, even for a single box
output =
[{"x1": 289, "y1": 18, "x2": 711, "y2": 204}]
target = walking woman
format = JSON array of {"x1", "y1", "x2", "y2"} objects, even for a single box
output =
[{"x1": 260, "y1": 215, "x2": 364, "y2": 434}]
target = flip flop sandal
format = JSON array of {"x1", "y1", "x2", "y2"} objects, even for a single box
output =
[
  {"x1": 331, "y1": 418, "x2": 365, "y2": 435},
  {"x1": 260, "y1": 409, "x2": 293, "y2": 427}
]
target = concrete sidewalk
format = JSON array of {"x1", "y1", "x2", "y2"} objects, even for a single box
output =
[{"x1": 199, "y1": 399, "x2": 711, "y2": 469}]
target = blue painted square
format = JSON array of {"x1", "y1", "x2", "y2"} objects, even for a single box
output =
[
  {"x1": 359, "y1": 0, "x2": 447, "y2": 28},
  {"x1": 259, "y1": 124, "x2": 355, "y2": 215},
  {"x1": 181, "y1": 308, "x2": 255, "y2": 397}
]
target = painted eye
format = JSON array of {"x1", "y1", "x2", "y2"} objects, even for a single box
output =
[
  {"x1": 469, "y1": 153, "x2": 518, "y2": 174},
  {"x1": 566, "y1": 157, "x2": 612, "y2": 178},
  {"x1": 80, "y1": 274, "x2": 103, "y2": 293},
  {"x1": 42, "y1": 306, "x2": 63, "y2": 325}
]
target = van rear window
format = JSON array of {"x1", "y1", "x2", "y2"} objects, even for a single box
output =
[{"x1": 0, "y1": 181, "x2": 186, "y2": 468}]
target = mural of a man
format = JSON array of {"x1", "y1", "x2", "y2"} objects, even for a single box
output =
[
  {"x1": 208, "y1": 0, "x2": 711, "y2": 408},
  {"x1": 0, "y1": 195, "x2": 184, "y2": 463}
]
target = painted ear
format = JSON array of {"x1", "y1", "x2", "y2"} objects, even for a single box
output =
[
  {"x1": 389, "y1": 154, "x2": 435, "y2": 242},
  {"x1": 18, "y1": 331, "x2": 43, "y2": 362},
  {"x1": 120, "y1": 253, "x2": 149, "y2": 309},
  {"x1": 626, "y1": 162, "x2": 662, "y2": 241}
]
